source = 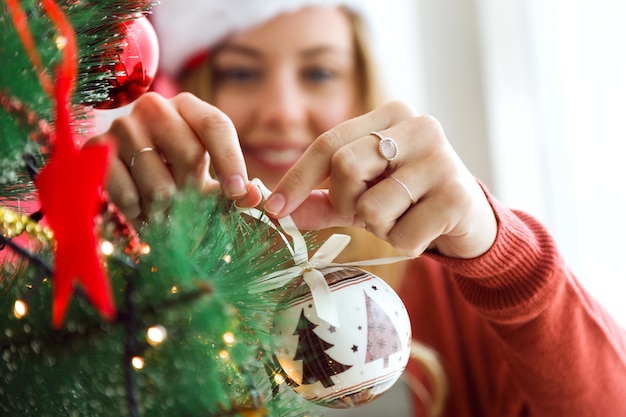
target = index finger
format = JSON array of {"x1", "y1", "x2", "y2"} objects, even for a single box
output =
[
  {"x1": 264, "y1": 101, "x2": 415, "y2": 217},
  {"x1": 173, "y1": 93, "x2": 254, "y2": 202}
]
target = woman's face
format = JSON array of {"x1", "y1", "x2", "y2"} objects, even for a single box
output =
[{"x1": 211, "y1": 7, "x2": 362, "y2": 189}]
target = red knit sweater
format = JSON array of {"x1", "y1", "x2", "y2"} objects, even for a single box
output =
[{"x1": 398, "y1": 192, "x2": 626, "y2": 416}]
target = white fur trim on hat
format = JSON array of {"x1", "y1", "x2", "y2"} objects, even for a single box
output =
[{"x1": 151, "y1": 0, "x2": 377, "y2": 77}]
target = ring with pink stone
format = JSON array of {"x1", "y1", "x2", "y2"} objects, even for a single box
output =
[{"x1": 370, "y1": 131, "x2": 399, "y2": 162}]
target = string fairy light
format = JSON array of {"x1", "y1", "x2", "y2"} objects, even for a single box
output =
[
  {"x1": 54, "y1": 34, "x2": 68, "y2": 50},
  {"x1": 13, "y1": 300, "x2": 28, "y2": 319},
  {"x1": 222, "y1": 332, "x2": 235, "y2": 346},
  {"x1": 146, "y1": 325, "x2": 167, "y2": 346},
  {"x1": 139, "y1": 244, "x2": 150, "y2": 255},
  {"x1": 131, "y1": 356, "x2": 144, "y2": 370},
  {"x1": 100, "y1": 240, "x2": 114, "y2": 256}
]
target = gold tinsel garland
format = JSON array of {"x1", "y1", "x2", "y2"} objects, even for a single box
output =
[{"x1": 0, "y1": 206, "x2": 54, "y2": 245}]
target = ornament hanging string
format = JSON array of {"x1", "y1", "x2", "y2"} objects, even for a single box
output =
[
  {"x1": 238, "y1": 179, "x2": 413, "y2": 328},
  {"x1": 5, "y1": 0, "x2": 76, "y2": 98}
]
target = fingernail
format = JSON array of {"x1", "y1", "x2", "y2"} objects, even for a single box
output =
[
  {"x1": 224, "y1": 175, "x2": 247, "y2": 199},
  {"x1": 263, "y1": 193, "x2": 285, "y2": 216}
]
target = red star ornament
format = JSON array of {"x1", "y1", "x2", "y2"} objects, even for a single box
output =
[{"x1": 35, "y1": 76, "x2": 116, "y2": 328}]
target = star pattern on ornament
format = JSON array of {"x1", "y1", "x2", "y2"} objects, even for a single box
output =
[
  {"x1": 328, "y1": 325, "x2": 336, "y2": 333},
  {"x1": 351, "y1": 344, "x2": 359, "y2": 352}
]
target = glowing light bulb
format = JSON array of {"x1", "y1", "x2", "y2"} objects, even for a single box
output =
[
  {"x1": 13, "y1": 300, "x2": 27, "y2": 318},
  {"x1": 131, "y1": 356, "x2": 144, "y2": 369},
  {"x1": 55, "y1": 35, "x2": 68, "y2": 50},
  {"x1": 219, "y1": 350, "x2": 229, "y2": 360},
  {"x1": 146, "y1": 325, "x2": 167, "y2": 346},
  {"x1": 274, "y1": 374, "x2": 285, "y2": 384},
  {"x1": 222, "y1": 332, "x2": 235, "y2": 346},
  {"x1": 100, "y1": 240, "x2": 114, "y2": 256}
]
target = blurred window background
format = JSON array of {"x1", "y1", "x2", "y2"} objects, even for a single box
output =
[{"x1": 373, "y1": 0, "x2": 626, "y2": 325}]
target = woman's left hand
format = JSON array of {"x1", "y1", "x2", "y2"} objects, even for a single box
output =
[{"x1": 262, "y1": 101, "x2": 497, "y2": 259}]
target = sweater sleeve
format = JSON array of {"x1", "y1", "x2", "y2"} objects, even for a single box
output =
[{"x1": 426, "y1": 186, "x2": 626, "y2": 415}]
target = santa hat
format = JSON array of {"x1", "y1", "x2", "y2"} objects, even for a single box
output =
[{"x1": 151, "y1": 0, "x2": 378, "y2": 78}]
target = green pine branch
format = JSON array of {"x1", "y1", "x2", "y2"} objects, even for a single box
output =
[
  {"x1": 0, "y1": 0, "x2": 154, "y2": 201},
  {"x1": 0, "y1": 187, "x2": 314, "y2": 416}
]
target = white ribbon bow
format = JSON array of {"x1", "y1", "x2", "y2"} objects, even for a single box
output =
[{"x1": 237, "y1": 179, "x2": 410, "y2": 327}]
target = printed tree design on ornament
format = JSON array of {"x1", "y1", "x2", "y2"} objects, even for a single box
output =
[
  {"x1": 293, "y1": 309, "x2": 352, "y2": 388},
  {"x1": 365, "y1": 291, "x2": 402, "y2": 368}
]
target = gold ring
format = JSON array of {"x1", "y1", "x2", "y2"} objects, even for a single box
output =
[{"x1": 129, "y1": 147, "x2": 155, "y2": 168}]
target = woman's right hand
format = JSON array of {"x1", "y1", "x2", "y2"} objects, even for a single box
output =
[
  {"x1": 85, "y1": 92, "x2": 261, "y2": 223},
  {"x1": 264, "y1": 101, "x2": 497, "y2": 259}
]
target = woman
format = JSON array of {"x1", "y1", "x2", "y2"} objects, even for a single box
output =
[{"x1": 93, "y1": 1, "x2": 626, "y2": 416}]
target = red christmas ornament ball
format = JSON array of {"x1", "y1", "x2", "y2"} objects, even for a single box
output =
[
  {"x1": 91, "y1": 16, "x2": 159, "y2": 109},
  {"x1": 271, "y1": 267, "x2": 412, "y2": 408}
]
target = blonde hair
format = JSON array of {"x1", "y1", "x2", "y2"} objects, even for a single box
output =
[{"x1": 178, "y1": 8, "x2": 447, "y2": 415}]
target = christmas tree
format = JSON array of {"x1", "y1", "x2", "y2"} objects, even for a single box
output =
[
  {"x1": 364, "y1": 291, "x2": 402, "y2": 368},
  {"x1": 0, "y1": 1, "x2": 313, "y2": 416},
  {"x1": 292, "y1": 309, "x2": 352, "y2": 388}
]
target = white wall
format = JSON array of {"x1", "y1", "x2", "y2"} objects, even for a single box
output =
[
  {"x1": 545, "y1": 0, "x2": 626, "y2": 324},
  {"x1": 367, "y1": 1, "x2": 427, "y2": 112},
  {"x1": 476, "y1": 0, "x2": 626, "y2": 326},
  {"x1": 372, "y1": 0, "x2": 495, "y2": 191},
  {"x1": 377, "y1": 0, "x2": 626, "y2": 326}
]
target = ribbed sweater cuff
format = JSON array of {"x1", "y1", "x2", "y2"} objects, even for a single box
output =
[{"x1": 426, "y1": 186, "x2": 565, "y2": 323}]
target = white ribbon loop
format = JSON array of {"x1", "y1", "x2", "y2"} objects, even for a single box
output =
[
  {"x1": 302, "y1": 267, "x2": 339, "y2": 326},
  {"x1": 237, "y1": 179, "x2": 411, "y2": 328}
]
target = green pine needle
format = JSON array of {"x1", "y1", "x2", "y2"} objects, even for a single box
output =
[{"x1": 0, "y1": 189, "x2": 315, "y2": 416}]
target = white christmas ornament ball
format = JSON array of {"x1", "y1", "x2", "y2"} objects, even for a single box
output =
[{"x1": 272, "y1": 266, "x2": 412, "y2": 408}]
